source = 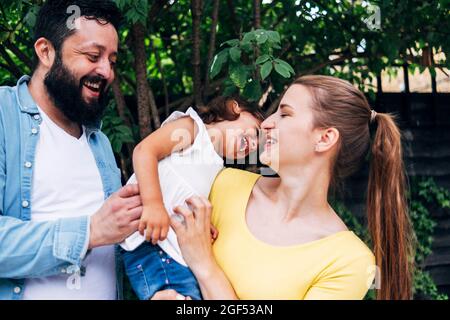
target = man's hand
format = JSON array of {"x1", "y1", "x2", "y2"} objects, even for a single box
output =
[
  {"x1": 138, "y1": 205, "x2": 170, "y2": 245},
  {"x1": 88, "y1": 184, "x2": 143, "y2": 249}
]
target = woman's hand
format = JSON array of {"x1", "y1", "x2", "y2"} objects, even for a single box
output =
[
  {"x1": 171, "y1": 195, "x2": 238, "y2": 300},
  {"x1": 171, "y1": 196, "x2": 216, "y2": 279}
]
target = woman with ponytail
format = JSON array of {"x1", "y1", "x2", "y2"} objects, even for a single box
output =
[{"x1": 151, "y1": 75, "x2": 414, "y2": 300}]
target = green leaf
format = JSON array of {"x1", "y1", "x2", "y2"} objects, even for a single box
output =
[
  {"x1": 274, "y1": 59, "x2": 295, "y2": 75},
  {"x1": 229, "y1": 64, "x2": 249, "y2": 89},
  {"x1": 255, "y1": 30, "x2": 269, "y2": 45},
  {"x1": 221, "y1": 39, "x2": 239, "y2": 47},
  {"x1": 260, "y1": 61, "x2": 273, "y2": 80},
  {"x1": 241, "y1": 32, "x2": 256, "y2": 46},
  {"x1": 267, "y1": 31, "x2": 281, "y2": 44},
  {"x1": 116, "y1": 125, "x2": 133, "y2": 136},
  {"x1": 274, "y1": 62, "x2": 291, "y2": 78},
  {"x1": 112, "y1": 139, "x2": 122, "y2": 153},
  {"x1": 223, "y1": 84, "x2": 238, "y2": 96},
  {"x1": 210, "y1": 49, "x2": 229, "y2": 79},
  {"x1": 242, "y1": 80, "x2": 262, "y2": 102},
  {"x1": 229, "y1": 47, "x2": 241, "y2": 63},
  {"x1": 256, "y1": 54, "x2": 271, "y2": 64}
]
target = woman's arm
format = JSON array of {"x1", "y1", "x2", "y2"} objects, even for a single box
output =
[
  {"x1": 133, "y1": 117, "x2": 196, "y2": 243},
  {"x1": 171, "y1": 196, "x2": 238, "y2": 300}
]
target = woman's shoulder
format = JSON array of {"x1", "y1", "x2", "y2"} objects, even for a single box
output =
[
  {"x1": 209, "y1": 168, "x2": 260, "y2": 217},
  {"x1": 324, "y1": 231, "x2": 375, "y2": 272},
  {"x1": 216, "y1": 167, "x2": 260, "y2": 184},
  {"x1": 210, "y1": 168, "x2": 259, "y2": 195}
]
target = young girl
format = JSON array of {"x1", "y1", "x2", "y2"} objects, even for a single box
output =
[{"x1": 120, "y1": 96, "x2": 264, "y2": 300}]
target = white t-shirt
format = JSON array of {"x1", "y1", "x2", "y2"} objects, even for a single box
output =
[
  {"x1": 23, "y1": 107, "x2": 116, "y2": 300},
  {"x1": 121, "y1": 107, "x2": 224, "y2": 266}
]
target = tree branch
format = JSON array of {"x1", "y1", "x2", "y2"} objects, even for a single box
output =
[
  {"x1": 204, "y1": 0, "x2": 220, "y2": 92},
  {"x1": 111, "y1": 77, "x2": 134, "y2": 180},
  {"x1": 191, "y1": 0, "x2": 204, "y2": 107},
  {"x1": 131, "y1": 22, "x2": 160, "y2": 138}
]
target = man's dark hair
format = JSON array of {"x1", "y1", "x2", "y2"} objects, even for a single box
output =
[{"x1": 33, "y1": 0, "x2": 122, "y2": 70}]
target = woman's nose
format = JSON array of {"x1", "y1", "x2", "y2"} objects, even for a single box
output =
[{"x1": 261, "y1": 118, "x2": 276, "y2": 130}]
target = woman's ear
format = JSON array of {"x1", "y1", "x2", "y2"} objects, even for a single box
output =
[
  {"x1": 314, "y1": 127, "x2": 340, "y2": 153},
  {"x1": 34, "y1": 37, "x2": 56, "y2": 70}
]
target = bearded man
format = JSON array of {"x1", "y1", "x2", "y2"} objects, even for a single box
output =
[{"x1": 0, "y1": 0, "x2": 142, "y2": 300}]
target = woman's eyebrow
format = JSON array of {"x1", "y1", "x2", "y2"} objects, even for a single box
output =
[{"x1": 280, "y1": 104, "x2": 294, "y2": 111}]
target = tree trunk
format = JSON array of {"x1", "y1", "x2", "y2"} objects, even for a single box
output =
[
  {"x1": 204, "y1": 0, "x2": 220, "y2": 93},
  {"x1": 112, "y1": 78, "x2": 132, "y2": 128},
  {"x1": 226, "y1": 0, "x2": 240, "y2": 36},
  {"x1": 254, "y1": 0, "x2": 261, "y2": 29},
  {"x1": 191, "y1": 0, "x2": 204, "y2": 107},
  {"x1": 131, "y1": 22, "x2": 154, "y2": 138},
  {"x1": 111, "y1": 78, "x2": 135, "y2": 180}
]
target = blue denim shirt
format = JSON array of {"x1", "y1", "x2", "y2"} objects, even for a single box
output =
[{"x1": 0, "y1": 76, "x2": 124, "y2": 300}]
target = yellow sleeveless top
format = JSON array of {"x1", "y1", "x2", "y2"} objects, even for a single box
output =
[{"x1": 209, "y1": 168, "x2": 376, "y2": 300}]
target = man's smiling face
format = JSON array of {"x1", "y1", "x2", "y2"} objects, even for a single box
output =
[{"x1": 43, "y1": 16, "x2": 118, "y2": 126}]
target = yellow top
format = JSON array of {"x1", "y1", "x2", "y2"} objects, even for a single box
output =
[{"x1": 209, "y1": 168, "x2": 376, "y2": 300}]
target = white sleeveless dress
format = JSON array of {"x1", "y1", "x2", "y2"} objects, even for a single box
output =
[{"x1": 120, "y1": 107, "x2": 224, "y2": 266}]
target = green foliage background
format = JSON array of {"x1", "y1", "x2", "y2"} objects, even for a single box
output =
[{"x1": 0, "y1": 0, "x2": 449, "y2": 300}]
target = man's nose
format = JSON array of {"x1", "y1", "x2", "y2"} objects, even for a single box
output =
[{"x1": 95, "y1": 59, "x2": 113, "y2": 81}]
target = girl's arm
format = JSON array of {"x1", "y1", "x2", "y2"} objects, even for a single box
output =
[
  {"x1": 133, "y1": 117, "x2": 196, "y2": 244},
  {"x1": 171, "y1": 196, "x2": 238, "y2": 300}
]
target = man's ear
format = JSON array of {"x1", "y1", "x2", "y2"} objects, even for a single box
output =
[
  {"x1": 314, "y1": 127, "x2": 340, "y2": 153},
  {"x1": 34, "y1": 37, "x2": 56, "y2": 70}
]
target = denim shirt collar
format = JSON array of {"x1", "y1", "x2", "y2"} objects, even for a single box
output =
[{"x1": 15, "y1": 75, "x2": 102, "y2": 137}]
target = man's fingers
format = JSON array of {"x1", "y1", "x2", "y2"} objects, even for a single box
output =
[
  {"x1": 128, "y1": 220, "x2": 140, "y2": 234},
  {"x1": 125, "y1": 195, "x2": 142, "y2": 209},
  {"x1": 127, "y1": 206, "x2": 143, "y2": 221},
  {"x1": 117, "y1": 184, "x2": 140, "y2": 198}
]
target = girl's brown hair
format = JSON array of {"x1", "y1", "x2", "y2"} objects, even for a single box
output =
[
  {"x1": 197, "y1": 95, "x2": 264, "y2": 124},
  {"x1": 293, "y1": 75, "x2": 414, "y2": 300}
]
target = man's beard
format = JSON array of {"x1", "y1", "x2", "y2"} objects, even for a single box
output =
[{"x1": 44, "y1": 54, "x2": 108, "y2": 127}]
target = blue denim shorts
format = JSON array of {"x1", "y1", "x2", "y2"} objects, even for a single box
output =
[{"x1": 121, "y1": 242, "x2": 202, "y2": 300}]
